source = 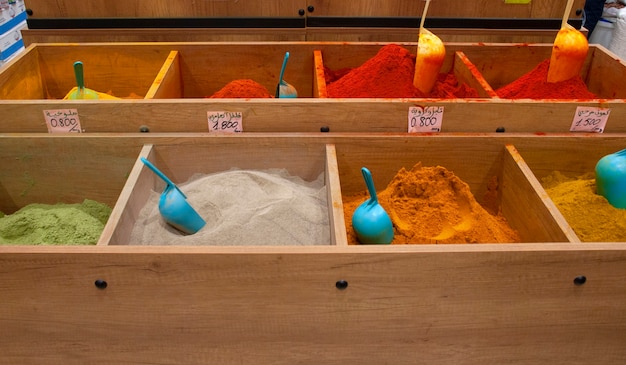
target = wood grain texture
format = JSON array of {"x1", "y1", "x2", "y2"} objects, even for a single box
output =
[
  {"x1": 145, "y1": 50, "x2": 183, "y2": 99},
  {"x1": 23, "y1": 0, "x2": 585, "y2": 18},
  {"x1": 22, "y1": 28, "x2": 308, "y2": 44},
  {"x1": 22, "y1": 27, "x2": 566, "y2": 44},
  {"x1": 25, "y1": 0, "x2": 305, "y2": 18},
  {"x1": 453, "y1": 51, "x2": 498, "y2": 98},
  {"x1": 0, "y1": 44, "x2": 44, "y2": 99},
  {"x1": 307, "y1": 0, "x2": 584, "y2": 18},
  {"x1": 325, "y1": 144, "x2": 348, "y2": 246},
  {"x1": 0, "y1": 244, "x2": 625, "y2": 364},
  {"x1": 501, "y1": 144, "x2": 578, "y2": 242},
  {"x1": 99, "y1": 145, "x2": 156, "y2": 246},
  {"x1": 3, "y1": 97, "x2": 626, "y2": 133}
]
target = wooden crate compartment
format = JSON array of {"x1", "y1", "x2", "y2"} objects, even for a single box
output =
[
  {"x1": 0, "y1": 135, "x2": 142, "y2": 245},
  {"x1": 101, "y1": 142, "x2": 347, "y2": 246},
  {"x1": 145, "y1": 44, "x2": 312, "y2": 98},
  {"x1": 0, "y1": 135, "x2": 142, "y2": 212},
  {"x1": 0, "y1": 44, "x2": 176, "y2": 100},
  {"x1": 335, "y1": 140, "x2": 573, "y2": 244},
  {"x1": 512, "y1": 136, "x2": 626, "y2": 242},
  {"x1": 461, "y1": 43, "x2": 626, "y2": 99}
]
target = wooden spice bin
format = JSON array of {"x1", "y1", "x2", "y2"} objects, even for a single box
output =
[
  {"x1": 2, "y1": 133, "x2": 626, "y2": 364},
  {"x1": 0, "y1": 43, "x2": 176, "y2": 100},
  {"x1": 1, "y1": 42, "x2": 626, "y2": 133},
  {"x1": 102, "y1": 142, "x2": 347, "y2": 246}
]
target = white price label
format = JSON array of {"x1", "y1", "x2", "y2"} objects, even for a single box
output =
[
  {"x1": 408, "y1": 106, "x2": 444, "y2": 133},
  {"x1": 207, "y1": 111, "x2": 243, "y2": 133},
  {"x1": 43, "y1": 109, "x2": 82, "y2": 133},
  {"x1": 570, "y1": 106, "x2": 610, "y2": 133}
]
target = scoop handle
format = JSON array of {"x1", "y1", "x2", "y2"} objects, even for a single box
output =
[
  {"x1": 361, "y1": 167, "x2": 379, "y2": 204},
  {"x1": 419, "y1": 0, "x2": 431, "y2": 35},
  {"x1": 561, "y1": 0, "x2": 574, "y2": 28},
  {"x1": 140, "y1": 157, "x2": 187, "y2": 198},
  {"x1": 275, "y1": 52, "x2": 290, "y2": 98},
  {"x1": 279, "y1": 52, "x2": 289, "y2": 83},
  {"x1": 73, "y1": 61, "x2": 85, "y2": 90}
]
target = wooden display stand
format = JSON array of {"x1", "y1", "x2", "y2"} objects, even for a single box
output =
[
  {"x1": 1, "y1": 17, "x2": 624, "y2": 361},
  {"x1": 1, "y1": 133, "x2": 625, "y2": 364},
  {"x1": 0, "y1": 41, "x2": 625, "y2": 133}
]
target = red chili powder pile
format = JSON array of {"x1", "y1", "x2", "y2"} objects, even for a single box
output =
[
  {"x1": 496, "y1": 59, "x2": 597, "y2": 99},
  {"x1": 325, "y1": 44, "x2": 479, "y2": 98},
  {"x1": 209, "y1": 79, "x2": 273, "y2": 98}
]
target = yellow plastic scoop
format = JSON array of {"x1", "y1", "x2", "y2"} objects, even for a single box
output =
[
  {"x1": 547, "y1": 0, "x2": 589, "y2": 83},
  {"x1": 65, "y1": 61, "x2": 120, "y2": 100},
  {"x1": 413, "y1": 0, "x2": 446, "y2": 95}
]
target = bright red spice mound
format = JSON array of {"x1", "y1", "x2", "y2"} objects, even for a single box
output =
[
  {"x1": 325, "y1": 44, "x2": 478, "y2": 98},
  {"x1": 496, "y1": 59, "x2": 597, "y2": 99},
  {"x1": 209, "y1": 79, "x2": 273, "y2": 98}
]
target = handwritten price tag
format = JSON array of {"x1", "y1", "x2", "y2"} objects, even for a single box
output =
[
  {"x1": 570, "y1": 106, "x2": 610, "y2": 133},
  {"x1": 43, "y1": 109, "x2": 82, "y2": 133},
  {"x1": 408, "y1": 106, "x2": 444, "y2": 133},
  {"x1": 207, "y1": 111, "x2": 243, "y2": 133}
]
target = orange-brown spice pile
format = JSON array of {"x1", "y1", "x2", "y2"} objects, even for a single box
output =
[{"x1": 342, "y1": 163, "x2": 521, "y2": 244}]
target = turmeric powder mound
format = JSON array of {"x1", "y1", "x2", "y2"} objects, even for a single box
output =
[
  {"x1": 542, "y1": 171, "x2": 626, "y2": 242},
  {"x1": 342, "y1": 163, "x2": 521, "y2": 244},
  {"x1": 209, "y1": 79, "x2": 273, "y2": 98}
]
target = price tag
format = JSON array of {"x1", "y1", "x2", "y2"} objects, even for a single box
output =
[
  {"x1": 207, "y1": 111, "x2": 243, "y2": 133},
  {"x1": 43, "y1": 109, "x2": 82, "y2": 133},
  {"x1": 408, "y1": 106, "x2": 444, "y2": 133},
  {"x1": 570, "y1": 106, "x2": 610, "y2": 133}
]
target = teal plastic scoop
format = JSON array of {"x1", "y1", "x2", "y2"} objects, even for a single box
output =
[
  {"x1": 140, "y1": 157, "x2": 206, "y2": 234},
  {"x1": 595, "y1": 148, "x2": 626, "y2": 209},
  {"x1": 275, "y1": 52, "x2": 298, "y2": 98},
  {"x1": 351, "y1": 167, "x2": 394, "y2": 244}
]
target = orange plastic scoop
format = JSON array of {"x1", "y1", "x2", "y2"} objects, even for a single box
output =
[
  {"x1": 547, "y1": 0, "x2": 589, "y2": 83},
  {"x1": 413, "y1": 0, "x2": 446, "y2": 95}
]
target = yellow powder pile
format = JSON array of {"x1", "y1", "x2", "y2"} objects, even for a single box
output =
[
  {"x1": 342, "y1": 163, "x2": 521, "y2": 244},
  {"x1": 542, "y1": 171, "x2": 626, "y2": 242}
]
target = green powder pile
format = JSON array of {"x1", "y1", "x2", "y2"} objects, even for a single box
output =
[
  {"x1": 542, "y1": 171, "x2": 626, "y2": 242},
  {"x1": 0, "y1": 199, "x2": 112, "y2": 245}
]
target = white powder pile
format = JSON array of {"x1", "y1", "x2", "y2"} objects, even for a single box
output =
[{"x1": 130, "y1": 169, "x2": 330, "y2": 245}]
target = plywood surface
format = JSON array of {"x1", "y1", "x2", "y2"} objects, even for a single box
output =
[
  {"x1": 25, "y1": 0, "x2": 304, "y2": 18},
  {"x1": 0, "y1": 244, "x2": 625, "y2": 364},
  {"x1": 24, "y1": 0, "x2": 585, "y2": 19},
  {"x1": 22, "y1": 27, "x2": 566, "y2": 45}
]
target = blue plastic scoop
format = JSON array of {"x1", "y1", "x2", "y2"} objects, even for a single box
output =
[
  {"x1": 595, "y1": 148, "x2": 626, "y2": 209},
  {"x1": 140, "y1": 157, "x2": 206, "y2": 234},
  {"x1": 351, "y1": 167, "x2": 394, "y2": 244},
  {"x1": 275, "y1": 52, "x2": 298, "y2": 98}
]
